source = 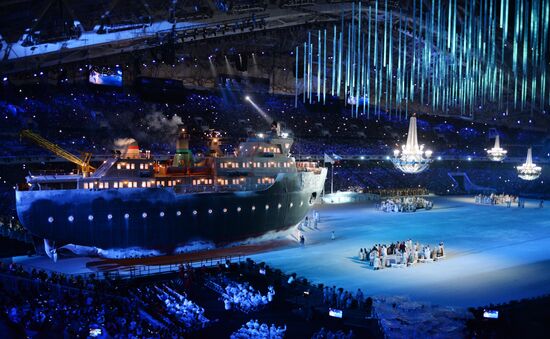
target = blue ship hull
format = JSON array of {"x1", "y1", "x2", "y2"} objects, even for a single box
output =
[{"x1": 16, "y1": 171, "x2": 326, "y2": 250}]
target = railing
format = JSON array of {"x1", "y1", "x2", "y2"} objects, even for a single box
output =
[
  {"x1": 13, "y1": 255, "x2": 244, "y2": 281},
  {"x1": 120, "y1": 255, "x2": 244, "y2": 279}
]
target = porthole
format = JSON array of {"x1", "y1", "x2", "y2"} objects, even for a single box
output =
[
  {"x1": 88, "y1": 215, "x2": 94, "y2": 221},
  {"x1": 142, "y1": 212, "x2": 147, "y2": 218},
  {"x1": 48, "y1": 217, "x2": 54, "y2": 223},
  {"x1": 68, "y1": 215, "x2": 74, "y2": 222}
]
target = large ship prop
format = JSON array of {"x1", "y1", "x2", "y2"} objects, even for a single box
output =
[{"x1": 16, "y1": 123, "x2": 327, "y2": 260}]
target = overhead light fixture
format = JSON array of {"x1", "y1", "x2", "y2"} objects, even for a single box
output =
[{"x1": 391, "y1": 116, "x2": 433, "y2": 174}]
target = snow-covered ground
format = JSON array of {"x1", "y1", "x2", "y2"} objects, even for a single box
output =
[{"x1": 250, "y1": 196, "x2": 550, "y2": 308}]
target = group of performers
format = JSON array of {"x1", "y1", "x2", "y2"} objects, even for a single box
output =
[
  {"x1": 474, "y1": 193, "x2": 518, "y2": 206},
  {"x1": 377, "y1": 196, "x2": 434, "y2": 213},
  {"x1": 358, "y1": 239, "x2": 445, "y2": 270}
]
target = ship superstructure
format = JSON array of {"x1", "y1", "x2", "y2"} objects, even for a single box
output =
[{"x1": 16, "y1": 123, "x2": 327, "y2": 257}]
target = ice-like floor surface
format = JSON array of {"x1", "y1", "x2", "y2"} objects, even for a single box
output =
[{"x1": 250, "y1": 196, "x2": 550, "y2": 307}]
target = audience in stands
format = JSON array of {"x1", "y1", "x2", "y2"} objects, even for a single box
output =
[{"x1": 230, "y1": 319, "x2": 286, "y2": 339}]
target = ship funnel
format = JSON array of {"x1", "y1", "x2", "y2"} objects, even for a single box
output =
[{"x1": 125, "y1": 141, "x2": 140, "y2": 159}]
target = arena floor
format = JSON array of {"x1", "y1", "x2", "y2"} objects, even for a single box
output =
[{"x1": 250, "y1": 196, "x2": 550, "y2": 307}]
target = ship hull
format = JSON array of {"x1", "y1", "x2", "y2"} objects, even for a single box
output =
[{"x1": 16, "y1": 170, "x2": 326, "y2": 250}]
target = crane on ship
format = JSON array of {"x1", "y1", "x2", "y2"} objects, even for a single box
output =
[{"x1": 20, "y1": 130, "x2": 95, "y2": 175}]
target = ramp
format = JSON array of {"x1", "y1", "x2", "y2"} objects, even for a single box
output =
[{"x1": 447, "y1": 172, "x2": 496, "y2": 194}]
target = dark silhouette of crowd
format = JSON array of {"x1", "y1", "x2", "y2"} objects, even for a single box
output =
[{"x1": 0, "y1": 258, "x2": 384, "y2": 338}]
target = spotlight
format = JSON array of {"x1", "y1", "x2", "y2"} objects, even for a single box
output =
[{"x1": 245, "y1": 96, "x2": 251, "y2": 101}]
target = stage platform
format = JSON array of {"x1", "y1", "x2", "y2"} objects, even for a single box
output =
[{"x1": 250, "y1": 196, "x2": 550, "y2": 308}]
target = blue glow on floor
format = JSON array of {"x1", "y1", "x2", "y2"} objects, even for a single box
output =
[{"x1": 251, "y1": 196, "x2": 550, "y2": 307}]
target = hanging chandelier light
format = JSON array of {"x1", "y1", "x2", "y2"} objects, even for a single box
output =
[
  {"x1": 391, "y1": 116, "x2": 433, "y2": 174},
  {"x1": 517, "y1": 147, "x2": 542, "y2": 181},
  {"x1": 487, "y1": 135, "x2": 507, "y2": 161}
]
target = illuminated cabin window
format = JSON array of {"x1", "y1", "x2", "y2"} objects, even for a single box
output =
[
  {"x1": 147, "y1": 182, "x2": 152, "y2": 188},
  {"x1": 126, "y1": 164, "x2": 131, "y2": 170},
  {"x1": 139, "y1": 164, "x2": 143, "y2": 170},
  {"x1": 167, "y1": 181, "x2": 172, "y2": 187},
  {"x1": 84, "y1": 183, "x2": 89, "y2": 189},
  {"x1": 104, "y1": 182, "x2": 109, "y2": 188},
  {"x1": 141, "y1": 182, "x2": 146, "y2": 188},
  {"x1": 113, "y1": 182, "x2": 118, "y2": 188},
  {"x1": 258, "y1": 177, "x2": 275, "y2": 184},
  {"x1": 99, "y1": 183, "x2": 104, "y2": 189},
  {"x1": 117, "y1": 164, "x2": 121, "y2": 170},
  {"x1": 89, "y1": 183, "x2": 94, "y2": 189},
  {"x1": 218, "y1": 179, "x2": 228, "y2": 185},
  {"x1": 131, "y1": 164, "x2": 135, "y2": 170}
]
